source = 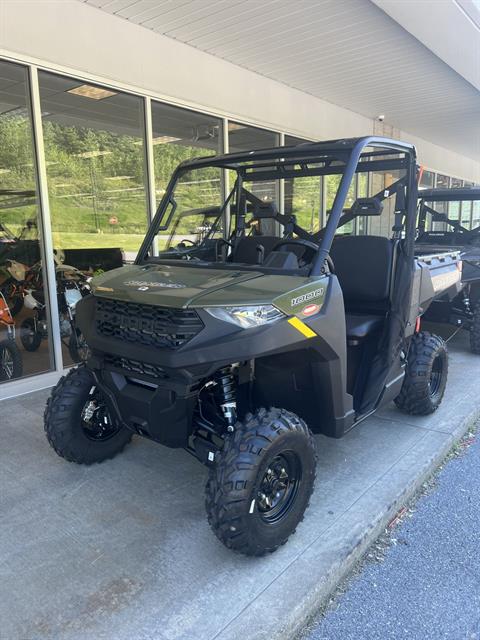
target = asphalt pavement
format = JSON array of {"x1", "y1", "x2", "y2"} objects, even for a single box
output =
[{"x1": 304, "y1": 428, "x2": 480, "y2": 640}]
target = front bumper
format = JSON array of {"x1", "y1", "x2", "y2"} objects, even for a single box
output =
[
  {"x1": 92, "y1": 367, "x2": 197, "y2": 447},
  {"x1": 75, "y1": 282, "x2": 351, "y2": 446},
  {"x1": 76, "y1": 295, "x2": 315, "y2": 447}
]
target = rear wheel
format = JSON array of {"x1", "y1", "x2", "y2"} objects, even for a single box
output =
[
  {"x1": 395, "y1": 331, "x2": 448, "y2": 415},
  {"x1": 44, "y1": 366, "x2": 133, "y2": 464},
  {"x1": 205, "y1": 407, "x2": 316, "y2": 556},
  {"x1": 0, "y1": 339, "x2": 23, "y2": 381},
  {"x1": 20, "y1": 317, "x2": 42, "y2": 352},
  {"x1": 469, "y1": 300, "x2": 480, "y2": 354}
]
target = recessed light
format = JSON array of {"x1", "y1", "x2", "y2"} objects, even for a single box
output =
[
  {"x1": 68, "y1": 84, "x2": 117, "y2": 100},
  {"x1": 228, "y1": 123, "x2": 247, "y2": 132}
]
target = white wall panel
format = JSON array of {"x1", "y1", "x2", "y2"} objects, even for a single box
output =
[{"x1": 0, "y1": 0, "x2": 478, "y2": 181}]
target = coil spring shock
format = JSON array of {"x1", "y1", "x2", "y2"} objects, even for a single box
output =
[{"x1": 214, "y1": 366, "x2": 237, "y2": 432}]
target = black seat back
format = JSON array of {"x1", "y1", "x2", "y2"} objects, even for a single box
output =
[
  {"x1": 231, "y1": 235, "x2": 279, "y2": 264},
  {"x1": 330, "y1": 235, "x2": 395, "y2": 313}
]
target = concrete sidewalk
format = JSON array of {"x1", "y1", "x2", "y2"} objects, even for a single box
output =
[{"x1": 1, "y1": 331, "x2": 479, "y2": 640}]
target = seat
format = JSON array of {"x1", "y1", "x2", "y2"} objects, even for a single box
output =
[
  {"x1": 345, "y1": 314, "x2": 384, "y2": 342},
  {"x1": 330, "y1": 235, "x2": 395, "y2": 342},
  {"x1": 230, "y1": 235, "x2": 279, "y2": 264}
]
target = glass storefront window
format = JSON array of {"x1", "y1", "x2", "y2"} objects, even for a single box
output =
[
  {"x1": 151, "y1": 102, "x2": 222, "y2": 251},
  {"x1": 38, "y1": 72, "x2": 149, "y2": 365},
  {"x1": 284, "y1": 175, "x2": 323, "y2": 233},
  {"x1": 449, "y1": 201, "x2": 460, "y2": 220},
  {"x1": 418, "y1": 170, "x2": 435, "y2": 230},
  {"x1": 433, "y1": 174, "x2": 450, "y2": 229},
  {"x1": 436, "y1": 174, "x2": 450, "y2": 188},
  {"x1": 151, "y1": 101, "x2": 221, "y2": 210},
  {"x1": 0, "y1": 60, "x2": 53, "y2": 382},
  {"x1": 329, "y1": 174, "x2": 356, "y2": 236},
  {"x1": 461, "y1": 201, "x2": 473, "y2": 228},
  {"x1": 283, "y1": 135, "x2": 322, "y2": 233},
  {"x1": 356, "y1": 173, "x2": 369, "y2": 235},
  {"x1": 419, "y1": 169, "x2": 434, "y2": 189},
  {"x1": 473, "y1": 200, "x2": 480, "y2": 228},
  {"x1": 228, "y1": 122, "x2": 277, "y2": 152},
  {"x1": 39, "y1": 72, "x2": 148, "y2": 263},
  {"x1": 285, "y1": 135, "x2": 312, "y2": 146},
  {"x1": 228, "y1": 123, "x2": 278, "y2": 205}
]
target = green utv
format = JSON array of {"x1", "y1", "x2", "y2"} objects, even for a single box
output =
[{"x1": 44, "y1": 137, "x2": 462, "y2": 556}]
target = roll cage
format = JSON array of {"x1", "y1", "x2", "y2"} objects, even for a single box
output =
[{"x1": 137, "y1": 136, "x2": 418, "y2": 275}]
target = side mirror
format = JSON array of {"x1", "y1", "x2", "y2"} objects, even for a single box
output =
[{"x1": 351, "y1": 197, "x2": 383, "y2": 216}]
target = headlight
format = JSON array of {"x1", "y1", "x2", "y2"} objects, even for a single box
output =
[{"x1": 205, "y1": 305, "x2": 285, "y2": 329}]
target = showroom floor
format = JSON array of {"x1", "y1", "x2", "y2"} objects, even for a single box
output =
[{"x1": 1, "y1": 330, "x2": 478, "y2": 640}]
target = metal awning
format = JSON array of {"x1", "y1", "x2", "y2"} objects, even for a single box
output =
[{"x1": 82, "y1": 0, "x2": 480, "y2": 162}]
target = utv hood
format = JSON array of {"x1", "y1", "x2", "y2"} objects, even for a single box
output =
[
  {"x1": 92, "y1": 264, "x2": 316, "y2": 309},
  {"x1": 91, "y1": 263, "x2": 266, "y2": 308}
]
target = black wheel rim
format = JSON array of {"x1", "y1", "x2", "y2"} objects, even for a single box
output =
[
  {"x1": 22, "y1": 323, "x2": 36, "y2": 348},
  {"x1": 257, "y1": 452, "x2": 302, "y2": 524},
  {"x1": 0, "y1": 346, "x2": 14, "y2": 379},
  {"x1": 81, "y1": 388, "x2": 121, "y2": 441},
  {"x1": 429, "y1": 354, "x2": 444, "y2": 397}
]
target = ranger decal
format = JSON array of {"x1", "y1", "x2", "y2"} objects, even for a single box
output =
[{"x1": 124, "y1": 280, "x2": 186, "y2": 289}]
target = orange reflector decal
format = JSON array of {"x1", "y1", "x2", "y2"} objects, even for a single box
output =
[{"x1": 288, "y1": 316, "x2": 317, "y2": 338}]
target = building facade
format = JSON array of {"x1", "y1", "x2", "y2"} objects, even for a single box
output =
[{"x1": 0, "y1": 0, "x2": 479, "y2": 398}]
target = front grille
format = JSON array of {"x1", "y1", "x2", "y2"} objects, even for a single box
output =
[
  {"x1": 104, "y1": 353, "x2": 168, "y2": 379},
  {"x1": 95, "y1": 298, "x2": 203, "y2": 349}
]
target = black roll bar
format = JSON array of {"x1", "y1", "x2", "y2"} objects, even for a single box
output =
[{"x1": 310, "y1": 136, "x2": 416, "y2": 276}]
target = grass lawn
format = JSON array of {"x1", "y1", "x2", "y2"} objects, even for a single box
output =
[{"x1": 51, "y1": 231, "x2": 146, "y2": 252}]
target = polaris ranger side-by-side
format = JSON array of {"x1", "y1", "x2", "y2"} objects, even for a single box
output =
[
  {"x1": 44, "y1": 137, "x2": 462, "y2": 556},
  {"x1": 416, "y1": 188, "x2": 480, "y2": 353}
]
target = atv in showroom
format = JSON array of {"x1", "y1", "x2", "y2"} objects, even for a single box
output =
[
  {"x1": 44, "y1": 137, "x2": 461, "y2": 556},
  {"x1": 416, "y1": 187, "x2": 480, "y2": 353}
]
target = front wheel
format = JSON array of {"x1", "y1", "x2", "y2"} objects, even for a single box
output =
[
  {"x1": 205, "y1": 407, "x2": 316, "y2": 556},
  {"x1": 395, "y1": 331, "x2": 448, "y2": 415},
  {"x1": 20, "y1": 317, "x2": 42, "y2": 352},
  {"x1": 44, "y1": 366, "x2": 133, "y2": 464},
  {"x1": 0, "y1": 339, "x2": 23, "y2": 381}
]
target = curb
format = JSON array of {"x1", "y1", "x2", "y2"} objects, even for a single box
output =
[{"x1": 217, "y1": 407, "x2": 480, "y2": 640}]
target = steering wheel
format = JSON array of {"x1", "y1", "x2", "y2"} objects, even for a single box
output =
[
  {"x1": 271, "y1": 238, "x2": 335, "y2": 272},
  {"x1": 271, "y1": 238, "x2": 319, "y2": 268},
  {"x1": 177, "y1": 239, "x2": 197, "y2": 248},
  {"x1": 326, "y1": 254, "x2": 335, "y2": 273}
]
